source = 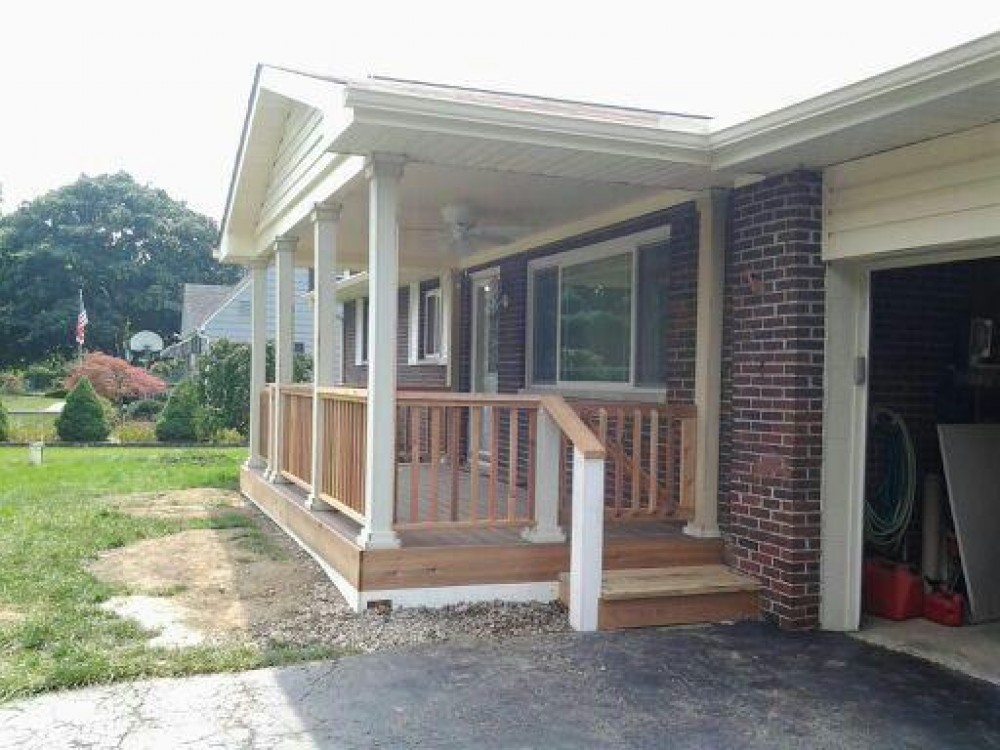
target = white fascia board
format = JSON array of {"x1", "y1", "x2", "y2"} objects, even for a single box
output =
[
  {"x1": 342, "y1": 86, "x2": 712, "y2": 166},
  {"x1": 258, "y1": 66, "x2": 348, "y2": 125},
  {"x1": 710, "y1": 31, "x2": 1000, "y2": 169}
]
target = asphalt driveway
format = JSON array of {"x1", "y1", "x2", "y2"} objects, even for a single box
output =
[{"x1": 1, "y1": 622, "x2": 998, "y2": 749}]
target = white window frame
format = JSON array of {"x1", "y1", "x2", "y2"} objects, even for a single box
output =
[
  {"x1": 422, "y1": 286, "x2": 443, "y2": 360},
  {"x1": 526, "y1": 225, "x2": 670, "y2": 392},
  {"x1": 354, "y1": 297, "x2": 368, "y2": 366},
  {"x1": 408, "y1": 275, "x2": 450, "y2": 366}
]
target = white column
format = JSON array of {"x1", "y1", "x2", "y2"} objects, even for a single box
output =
[
  {"x1": 521, "y1": 410, "x2": 566, "y2": 543},
  {"x1": 308, "y1": 204, "x2": 340, "y2": 508},
  {"x1": 247, "y1": 260, "x2": 268, "y2": 470},
  {"x1": 356, "y1": 154, "x2": 404, "y2": 550},
  {"x1": 268, "y1": 235, "x2": 298, "y2": 483},
  {"x1": 569, "y1": 450, "x2": 605, "y2": 632},
  {"x1": 685, "y1": 189, "x2": 727, "y2": 539}
]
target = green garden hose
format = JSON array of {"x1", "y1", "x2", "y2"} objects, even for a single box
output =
[{"x1": 864, "y1": 408, "x2": 917, "y2": 555}]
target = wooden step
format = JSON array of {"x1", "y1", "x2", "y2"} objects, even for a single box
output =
[{"x1": 558, "y1": 565, "x2": 760, "y2": 630}]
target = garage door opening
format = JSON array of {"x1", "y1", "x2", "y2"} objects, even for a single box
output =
[{"x1": 854, "y1": 256, "x2": 1000, "y2": 683}]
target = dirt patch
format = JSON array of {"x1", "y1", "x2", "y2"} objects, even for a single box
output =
[
  {"x1": 0, "y1": 606, "x2": 24, "y2": 627},
  {"x1": 89, "y1": 491, "x2": 568, "y2": 652},
  {"x1": 106, "y1": 488, "x2": 245, "y2": 519}
]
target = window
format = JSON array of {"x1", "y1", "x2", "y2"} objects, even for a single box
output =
[
  {"x1": 529, "y1": 228, "x2": 670, "y2": 388},
  {"x1": 354, "y1": 298, "x2": 368, "y2": 365},
  {"x1": 422, "y1": 287, "x2": 442, "y2": 359}
]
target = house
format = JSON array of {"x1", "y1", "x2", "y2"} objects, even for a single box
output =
[
  {"x1": 163, "y1": 268, "x2": 321, "y2": 369},
  {"x1": 219, "y1": 32, "x2": 1000, "y2": 637}
]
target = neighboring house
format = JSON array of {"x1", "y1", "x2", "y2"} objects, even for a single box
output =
[
  {"x1": 164, "y1": 267, "x2": 325, "y2": 369},
  {"x1": 217, "y1": 33, "x2": 1000, "y2": 639}
]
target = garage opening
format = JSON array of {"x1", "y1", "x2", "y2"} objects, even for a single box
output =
[{"x1": 855, "y1": 256, "x2": 1000, "y2": 683}]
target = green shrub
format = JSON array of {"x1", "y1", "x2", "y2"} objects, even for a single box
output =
[
  {"x1": 116, "y1": 420, "x2": 157, "y2": 443},
  {"x1": 44, "y1": 388, "x2": 69, "y2": 399},
  {"x1": 125, "y1": 398, "x2": 164, "y2": 421},
  {"x1": 24, "y1": 361, "x2": 65, "y2": 393},
  {"x1": 155, "y1": 381, "x2": 201, "y2": 442},
  {"x1": 0, "y1": 400, "x2": 9, "y2": 442},
  {"x1": 0, "y1": 371, "x2": 25, "y2": 396},
  {"x1": 149, "y1": 358, "x2": 188, "y2": 384},
  {"x1": 55, "y1": 377, "x2": 110, "y2": 442}
]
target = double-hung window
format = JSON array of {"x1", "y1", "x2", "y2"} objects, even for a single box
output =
[
  {"x1": 422, "y1": 287, "x2": 442, "y2": 359},
  {"x1": 528, "y1": 226, "x2": 670, "y2": 389},
  {"x1": 354, "y1": 298, "x2": 368, "y2": 365}
]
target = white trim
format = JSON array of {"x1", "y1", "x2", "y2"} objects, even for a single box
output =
[
  {"x1": 421, "y1": 286, "x2": 443, "y2": 360},
  {"x1": 407, "y1": 282, "x2": 420, "y2": 365},
  {"x1": 353, "y1": 298, "x2": 368, "y2": 366},
  {"x1": 526, "y1": 224, "x2": 671, "y2": 390},
  {"x1": 360, "y1": 582, "x2": 558, "y2": 610},
  {"x1": 440, "y1": 271, "x2": 453, "y2": 382}
]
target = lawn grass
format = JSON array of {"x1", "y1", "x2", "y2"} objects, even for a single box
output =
[
  {"x1": 1, "y1": 395, "x2": 61, "y2": 412},
  {"x1": 0, "y1": 446, "x2": 336, "y2": 702}
]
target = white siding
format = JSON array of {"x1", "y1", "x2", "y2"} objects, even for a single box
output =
[
  {"x1": 824, "y1": 122, "x2": 1000, "y2": 262},
  {"x1": 202, "y1": 268, "x2": 316, "y2": 355}
]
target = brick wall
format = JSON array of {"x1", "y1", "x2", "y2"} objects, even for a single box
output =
[
  {"x1": 867, "y1": 265, "x2": 973, "y2": 487},
  {"x1": 718, "y1": 171, "x2": 825, "y2": 630},
  {"x1": 342, "y1": 286, "x2": 447, "y2": 388}
]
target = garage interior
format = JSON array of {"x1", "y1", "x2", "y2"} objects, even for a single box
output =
[{"x1": 854, "y1": 255, "x2": 1000, "y2": 684}]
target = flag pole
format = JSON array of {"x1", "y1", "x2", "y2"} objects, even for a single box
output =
[{"x1": 77, "y1": 289, "x2": 84, "y2": 365}]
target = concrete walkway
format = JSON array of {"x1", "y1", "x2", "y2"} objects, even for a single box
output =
[{"x1": 2, "y1": 623, "x2": 999, "y2": 749}]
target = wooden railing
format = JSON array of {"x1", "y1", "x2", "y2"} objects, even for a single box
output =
[
  {"x1": 259, "y1": 386, "x2": 272, "y2": 461},
  {"x1": 562, "y1": 401, "x2": 697, "y2": 522},
  {"x1": 316, "y1": 388, "x2": 367, "y2": 523},
  {"x1": 278, "y1": 385, "x2": 313, "y2": 490},
  {"x1": 394, "y1": 393, "x2": 539, "y2": 529}
]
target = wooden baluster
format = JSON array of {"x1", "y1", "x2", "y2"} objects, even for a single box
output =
[
  {"x1": 508, "y1": 408, "x2": 519, "y2": 521},
  {"x1": 680, "y1": 416, "x2": 697, "y2": 516},
  {"x1": 409, "y1": 406, "x2": 420, "y2": 523},
  {"x1": 450, "y1": 407, "x2": 460, "y2": 522},
  {"x1": 665, "y1": 411, "x2": 675, "y2": 513},
  {"x1": 430, "y1": 406, "x2": 441, "y2": 523},
  {"x1": 632, "y1": 408, "x2": 642, "y2": 513},
  {"x1": 469, "y1": 407, "x2": 481, "y2": 523},
  {"x1": 649, "y1": 409, "x2": 659, "y2": 515},
  {"x1": 488, "y1": 406, "x2": 498, "y2": 522},
  {"x1": 526, "y1": 409, "x2": 537, "y2": 521}
]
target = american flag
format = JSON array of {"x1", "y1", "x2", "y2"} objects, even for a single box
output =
[{"x1": 75, "y1": 290, "x2": 89, "y2": 346}]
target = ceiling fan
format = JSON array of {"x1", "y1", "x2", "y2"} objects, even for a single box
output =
[{"x1": 409, "y1": 204, "x2": 531, "y2": 255}]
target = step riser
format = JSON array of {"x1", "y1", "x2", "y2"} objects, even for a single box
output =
[
  {"x1": 599, "y1": 590, "x2": 759, "y2": 630},
  {"x1": 602, "y1": 539, "x2": 723, "y2": 571}
]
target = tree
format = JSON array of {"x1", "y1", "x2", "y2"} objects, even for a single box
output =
[
  {"x1": 65, "y1": 352, "x2": 167, "y2": 404},
  {"x1": 0, "y1": 400, "x2": 9, "y2": 442},
  {"x1": 193, "y1": 340, "x2": 313, "y2": 438},
  {"x1": 0, "y1": 173, "x2": 242, "y2": 366},
  {"x1": 56, "y1": 377, "x2": 110, "y2": 442},
  {"x1": 155, "y1": 380, "x2": 200, "y2": 443}
]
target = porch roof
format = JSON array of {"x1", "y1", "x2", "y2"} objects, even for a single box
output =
[{"x1": 218, "y1": 31, "x2": 1000, "y2": 269}]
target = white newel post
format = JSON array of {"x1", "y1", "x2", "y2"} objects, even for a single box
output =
[
  {"x1": 247, "y1": 260, "x2": 268, "y2": 470},
  {"x1": 522, "y1": 410, "x2": 566, "y2": 543},
  {"x1": 685, "y1": 188, "x2": 727, "y2": 539},
  {"x1": 269, "y1": 235, "x2": 298, "y2": 483},
  {"x1": 356, "y1": 154, "x2": 404, "y2": 550},
  {"x1": 570, "y1": 449, "x2": 605, "y2": 632},
  {"x1": 308, "y1": 204, "x2": 340, "y2": 508}
]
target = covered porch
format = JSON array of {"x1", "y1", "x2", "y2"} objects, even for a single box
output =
[{"x1": 222, "y1": 68, "x2": 749, "y2": 631}]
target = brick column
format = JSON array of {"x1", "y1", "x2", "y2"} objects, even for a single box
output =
[{"x1": 719, "y1": 171, "x2": 825, "y2": 629}]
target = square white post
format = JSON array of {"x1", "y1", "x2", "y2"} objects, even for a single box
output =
[
  {"x1": 307, "y1": 204, "x2": 340, "y2": 508},
  {"x1": 685, "y1": 189, "x2": 727, "y2": 539},
  {"x1": 247, "y1": 259, "x2": 268, "y2": 470},
  {"x1": 268, "y1": 235, "x2": 298, "y2": 483},
  {"x1": 356, "y1": 154, "x2": 404, "y2": 550},
  {"x1": 521, "y1": 410, "x2": 566, "y2": 543},
  {"x1": 569, "y1": 449, "x2": 605, "y2": 632}
]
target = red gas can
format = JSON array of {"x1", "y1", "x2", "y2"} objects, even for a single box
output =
[
  {"x1": 863, "y1": 558, "x2": 924, "y2": 620},
  {"x1": 924, "y1": 591, "x2": 964, "y2": 627}
]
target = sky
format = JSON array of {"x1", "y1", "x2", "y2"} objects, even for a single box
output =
[{"x1": 1, "y1": 1, "x2": 998, "y2": 222}]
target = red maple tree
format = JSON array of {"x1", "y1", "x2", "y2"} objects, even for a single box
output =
[{"x1": 65, "y1": 352, "x2": 168, "y2": 403}]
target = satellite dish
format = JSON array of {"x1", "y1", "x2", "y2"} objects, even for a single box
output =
[{"x1": 129, "y1": 330, "x2": 164, "y2": 353}]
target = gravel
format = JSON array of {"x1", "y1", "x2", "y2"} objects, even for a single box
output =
[{"x1": 247, "y1": 507, "x2": 571, "y2": 654}]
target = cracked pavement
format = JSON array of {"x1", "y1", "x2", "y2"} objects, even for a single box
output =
[{"x1": 2, "y1": 623, "x2": 1000, "y2": 749}]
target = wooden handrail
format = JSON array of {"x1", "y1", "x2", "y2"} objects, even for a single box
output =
[{"x1": 539, "y1": 396, "x2": 606, "y2": 459}]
